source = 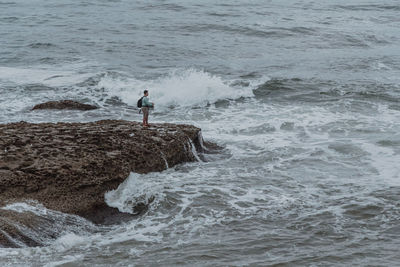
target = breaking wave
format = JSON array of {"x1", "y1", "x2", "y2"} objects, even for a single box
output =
[{"x1": 92, "y1": 68, "x2": 254, "y2": 109}]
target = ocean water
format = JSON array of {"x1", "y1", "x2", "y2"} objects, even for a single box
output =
[{"x1": 1, "y1": 0, "x2": 400, "y2": 266}]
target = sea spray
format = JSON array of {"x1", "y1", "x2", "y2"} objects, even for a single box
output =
[
  {"x1": 95, "y1": 68, "x2": 254, "y2": 109},
  {"x1": 105, "y1": 173, "x2": 162, "y2": 214}
]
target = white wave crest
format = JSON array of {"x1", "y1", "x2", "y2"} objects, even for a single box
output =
[
  {"x1": 96, "y1": 69, "x2": 253, "y2": 109},
  {"x1": 105, "y1": 172, "x2": 163, "y2": 214}
]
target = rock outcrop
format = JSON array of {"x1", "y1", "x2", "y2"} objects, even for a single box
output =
[
  {"x1": 32, "y1": 100, "x2": 97, "y2": 110},
  {"x1": 0, "y1": 120, "x2": 204, "y2": 247}
]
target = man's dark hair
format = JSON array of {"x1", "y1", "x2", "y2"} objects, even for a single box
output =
[{"x1": 144, "y1": 90, "x2": 148, "y2": 95}]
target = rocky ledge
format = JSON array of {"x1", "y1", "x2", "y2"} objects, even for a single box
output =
[
  {"x1": 0, "y1": 120, "x2": 205, "y2": 247},
  {"x1": 32, "y1": 100, "x2": 97, "y2": 110}
]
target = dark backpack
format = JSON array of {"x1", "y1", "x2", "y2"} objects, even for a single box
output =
[{"x1": 137, "y1": 96, "x2": 144, "y2": 108}]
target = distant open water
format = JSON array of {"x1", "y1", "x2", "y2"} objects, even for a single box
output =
[{"x1": 1, "y1": 0, "x2": 400, "y2": 266}]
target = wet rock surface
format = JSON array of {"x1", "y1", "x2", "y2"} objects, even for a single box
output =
[
  {"x1": 0, "y1": 120, "x2": 204, "y2": 247},
  {"x1": 32, "y1": 100, "x2": 98, "y2": 110},
  {"x1": 0, "y1": 209, "x2": 45, "y2": 248}
]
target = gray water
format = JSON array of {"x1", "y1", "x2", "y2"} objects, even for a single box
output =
[{"x1": 1, "y1": 0, "x2": 400, "y2": 266}]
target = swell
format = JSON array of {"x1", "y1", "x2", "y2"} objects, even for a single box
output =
[
  {"x1": 333, "y1": 4, "x2": 400, "y2": 11},
  {"x1": 179, "y1": 24, "x2": 316, "y2": 38},
  {"x1": 253, "y1": 78, "x2": 400, "y2": 104}
]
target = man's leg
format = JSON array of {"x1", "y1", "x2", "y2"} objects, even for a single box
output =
[{"x1": 143, "y1": 108, "x2": 149, "y2": 126}]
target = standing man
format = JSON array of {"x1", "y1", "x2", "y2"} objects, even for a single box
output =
[{"x1": 141, "y1": 89, "x2": 154, "y2": 127}]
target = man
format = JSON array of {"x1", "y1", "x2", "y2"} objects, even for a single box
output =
[{"x1": 141, "y1": 90, "x2": 154, "y2": 127}]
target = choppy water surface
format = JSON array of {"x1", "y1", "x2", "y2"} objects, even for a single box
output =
[{"x1": 1, "y1": 0, "x2": 400, "y2": 266}]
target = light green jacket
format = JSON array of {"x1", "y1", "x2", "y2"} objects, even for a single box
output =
[{"x1": 142, "y1": 96, "x2": 153, "y2": 107}]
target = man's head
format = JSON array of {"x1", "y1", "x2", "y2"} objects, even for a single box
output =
[{"x1": 144, "y1": 90, "x2": 148, "y2": 96}]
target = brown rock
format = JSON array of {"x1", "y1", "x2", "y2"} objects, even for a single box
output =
[
  {"x1": 32, "y1": 100, "x2": 97, "y2": 110},
  {"x1": 0, "y1": 120, "x2": 204, "y2": 247},
  {"x1": 0, "y1": 209, "x2": 44, "y2": 248}
]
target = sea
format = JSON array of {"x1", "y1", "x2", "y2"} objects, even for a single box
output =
[{"x1": 1, "y1": 0, "x2": 400, "y2": 266}]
